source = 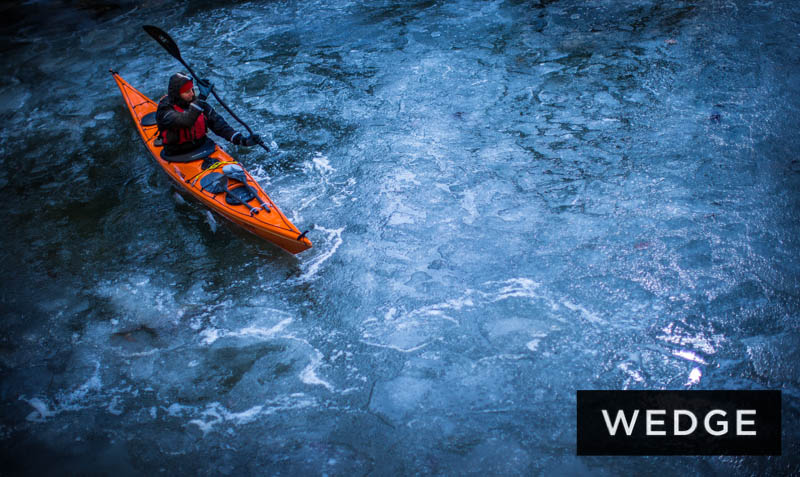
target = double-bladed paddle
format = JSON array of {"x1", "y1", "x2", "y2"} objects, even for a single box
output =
[{"x1": 142, "y1": 25, "x2": 270, "y2": 154}]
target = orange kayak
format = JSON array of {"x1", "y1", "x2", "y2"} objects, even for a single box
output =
[{"x1": 111, "y1": 71, "x2": 311, "y2": 254}]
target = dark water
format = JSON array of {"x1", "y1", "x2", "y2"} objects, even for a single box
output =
[{"x1": 1, "y1": 0, "x2": 799, "y2": 474}]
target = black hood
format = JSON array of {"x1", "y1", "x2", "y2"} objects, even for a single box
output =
[{"x1": 167, "y1": 72, "x2": 193, "y2": 106}]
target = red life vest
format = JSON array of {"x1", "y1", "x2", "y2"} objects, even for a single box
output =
[{"x1": 161, "y1": 104, "x2": 207, "y2": 144}]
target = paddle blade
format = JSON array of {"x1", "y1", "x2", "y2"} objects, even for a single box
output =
[{"x1": 143, "y1": 25, "x2": 182, "y2": 61}]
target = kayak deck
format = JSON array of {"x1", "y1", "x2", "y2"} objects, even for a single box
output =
[{"x1": 111, "y1": 71, "x2": 311, "y2": 254}]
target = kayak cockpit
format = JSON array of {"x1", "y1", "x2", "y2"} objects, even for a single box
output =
[{"x1": 160, "y1": 138, "x2": 217, "y2": 162}]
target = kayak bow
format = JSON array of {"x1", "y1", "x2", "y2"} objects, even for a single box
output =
[{"x1": 110, "y1": 71, "x2": 312, "y2": 254}]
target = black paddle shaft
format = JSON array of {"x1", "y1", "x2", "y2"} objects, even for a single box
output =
[{"x1": 142, "y1": 25, "x2": 270, "y2": 153}]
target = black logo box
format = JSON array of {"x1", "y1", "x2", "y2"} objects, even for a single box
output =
[{"x1": 577, "y1": 390, "x2": 781, "y2": 456}]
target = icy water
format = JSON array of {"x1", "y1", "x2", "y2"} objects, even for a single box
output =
[{"x1": 1, "y1": 0, "x2": 799, "y2": 474}]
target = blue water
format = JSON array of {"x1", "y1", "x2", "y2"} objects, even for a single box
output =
[{"x1": 1, "y1": 0, "x2": 799, "y2": 474}]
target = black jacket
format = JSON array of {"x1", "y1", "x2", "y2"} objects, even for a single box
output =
[{"x1": 156, "y1": 73, "x2": 237, "y2": 155}]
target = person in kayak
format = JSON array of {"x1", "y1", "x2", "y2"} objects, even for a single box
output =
[{"x1": 156, "y1": 72, "x2": 260, "y2": 156}]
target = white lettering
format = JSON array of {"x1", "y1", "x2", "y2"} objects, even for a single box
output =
[
  {"x1": 674, "y1": 409, "x2": 698, "y2": 436},
  {"x1": 737, "y1": 410, "x2": 757, "y2": 436},
  {"x1": 602, "y1": 409, "x2": 639, "y2": 436},
  {"x1": 704, "y1": 409, "x2": 728, "y2": 436},
  {"x1": 598, "y1": 408, "x2": 756, "y2": 438},
  {"x1": 646, "y1": 410, "x2": 666, "y2": 436}
]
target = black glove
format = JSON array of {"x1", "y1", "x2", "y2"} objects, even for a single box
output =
[
  {"x1": 232, "y1": 132, "x2": 261, "y2": 147},
  {"x1": 242, "y1": 134, "x2": 261, "y2": 147},
  {"x1": 196, "y1": 78, "x2": 213, "y2": 100}
]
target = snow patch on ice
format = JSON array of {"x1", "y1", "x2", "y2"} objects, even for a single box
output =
[
  {"x1": 300, "y1": 350, "x2": 334, "y2": 391},
  {"x1": 200, "y1": 318, "x2": 293, "y2": 345},
  {"x1": 308, "y1": 152, "x2": 335, "y2": 175},
  {"x1": 526, "y1": 339, "x2": 541, "y2": 351},
  {"x1": 233, "y1": 318, "x2": 293, "y2": 340},
  {"x1": 562, "y1": 300, "x2": 604, "y2": 324},
  {"x1": 200, "y1": 328, "x2": 222, "y2": 345},
  {"x1": 361, "y1": 340, "x2": 432, "y2": 353},
  {"x1": 673, "y1": 349, "x2": 708, "y2": 365},
  {"x1": 409, "y1": 297, "x2": 472, "y2": 325},
  {"x1": 188, "y1": 402, "x2": 264, "y2": 435},
  {"x1": 187, "y1": 395, "x2": 317, "y2": 435},
  {"x1": 686, "y1": 367, "x2": 703, "y2": 386},
  {"x1": 294, "y1": 226, "x2": 344, "y2": 283},
  {"x1": 23, "y1": 397, "x2": 55, "y2": 422}
]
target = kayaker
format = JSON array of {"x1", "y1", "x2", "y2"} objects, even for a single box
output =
[{"x1": 156, "y1": 72, "x2": 260, "y2": 156}]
